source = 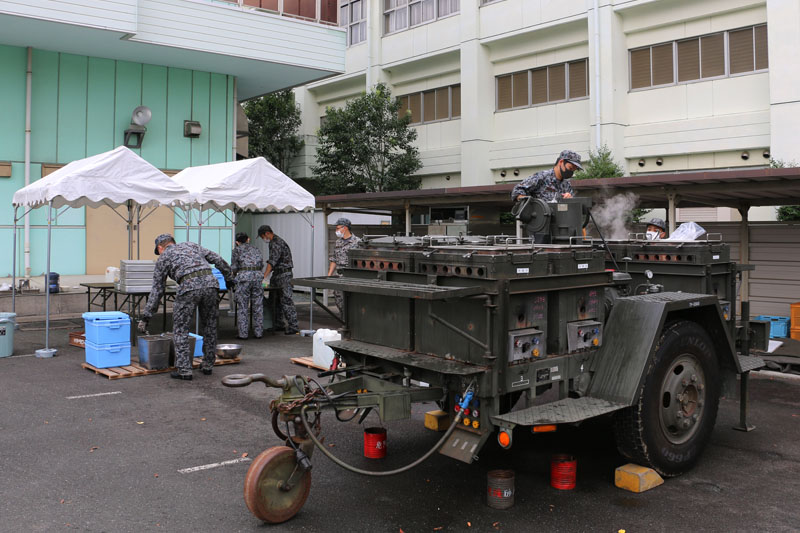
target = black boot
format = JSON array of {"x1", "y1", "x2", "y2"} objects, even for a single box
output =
[{"x1": 170, "y1": 370, "x2": 192, "y2": 381}]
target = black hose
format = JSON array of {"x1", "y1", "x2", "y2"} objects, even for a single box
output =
[
  {"x1": 588, "y1": 208, "x2": 621, "y2": 271},
  {"x1": 300, "y1": 404, "x2": 464, "y2": 477}
]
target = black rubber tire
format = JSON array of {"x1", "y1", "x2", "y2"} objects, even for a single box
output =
[{"x1": 613, "y1": 320, "x2": 720, "y2": 477}]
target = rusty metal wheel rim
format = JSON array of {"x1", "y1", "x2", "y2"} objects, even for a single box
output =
[
  {"x1": 243, "y1": 446, "x2": 311, "y2": 524},
  {"x1": 658, "y1": 354, "x2": 706, "y2": 445}
]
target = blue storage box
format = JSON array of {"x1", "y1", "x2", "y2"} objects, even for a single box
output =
[
  {"x1": 754, "y1": 315, "x2": 790, "y2": 338},
  {"x1": 85, "y1": 340, "x2": 131, "y2": 368},
  {"x1": 189, "y1": 333, "x2": 204, "y2": 357},
  {"x1": 82, "y1": 311, "x2": 131, "y2": 345},
  {"x1": 212, "y1": 268, "x2": 226, "y2": 290}
]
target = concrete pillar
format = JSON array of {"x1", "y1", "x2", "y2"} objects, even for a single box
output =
[
  {"x1": 459, "y1": 1, "x2": 492, "y2": 187},
  {"x1": 366, "y1": 0, "x2": 385, "y2": 88},
  {"x1": 588, "y1": 2, "x2": 628, "y2": 165},
  {"x1": 667, "y1": 192, "x2": 678, "y2": 234},
  {"x1": 767, "y1": 0, "x2": 800, "y2": 163},
  {"x1": 405, "y1": 201, "x2": 411, "y2": 236},
  {"x1": 738, "y1": 204, "x2": 750, "y2": 304}
]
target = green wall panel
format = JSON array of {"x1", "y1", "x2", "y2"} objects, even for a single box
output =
[
  {"x1": 29, "y1": 227, "x2": 86, "y2": 276},
  {"x1": 0, "y1": 45, "x2": 26, "y2": 161},
  {"x1": 167, "y1": 68, "x2": 192, "y2": 170},
  {"x1": 57, "y1": 53, "x2": 88, "y2": 163},
  {"x1": 209, "y1": 73, "x2": 228, "y2": 164},
  {"x1": 191, "y1": 71, "x2": 210, "y2": 166},
  {"x1": 86, "y1": 57, "x2": 116, "y2": 157},
  {"x1": 114, "y1": 61, "x2": 142, "y2": 154},
  {"x1": 31, "y1": 49, "x2": 59, "y2": 163},
  {"x1": 141, "y1": 64, "x2": 168, "y2": 169},
  {"x1": 226, "y1": 75, "x2": 234, "y2": 161},
  {"x1": 0, "y1": 228, "x2": 23, "y2": 277},
  {"x1": 0, "y1": 163, "x2": 25, "y2": 225},
  {"x1": 25, "y1": 164, "x2": 47, "y2": 227},
  {"x1": 53, "y1": 205, "x2": 85, "y2": 226}
]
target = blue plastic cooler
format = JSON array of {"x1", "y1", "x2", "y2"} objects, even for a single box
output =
[{"x1": 82, "y1": 311, "x2": 131, "y2": 345}]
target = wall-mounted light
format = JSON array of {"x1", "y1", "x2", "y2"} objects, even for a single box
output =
[
  {"x1": 500, "y1": 170, "x2": 507, "y2": 178},
  {"x1": 638, "y1": 159, "x2": 645, "y2": 167},
  {"x1": 763, "y1": 149, "x2": 770, "y2": 159},
  {"x1": 513, "y1": 168, "x2": 520, "y2": 176},
  {"x1": 741, "y1": 151, "x2": 750, "y2": 161},
  {"x1": 656, "y1": 158, "x2": 663, "y2": 166},
  {"x1": 445, "y1": 175, "x2": 451, "y2": 181},
  {"x1": 184, "y1": 120, "x2": 202, "y2": 138},
  {"x1": 123, "y1": 106, "x2": 151, "y2": 149}
]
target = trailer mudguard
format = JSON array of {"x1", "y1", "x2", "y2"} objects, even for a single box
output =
[{"x1": 587, "y1": 292, "x2": 737, "y2": 406}]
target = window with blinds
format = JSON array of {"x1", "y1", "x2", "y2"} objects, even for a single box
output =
[
  {"x1": 495, "y1": 59, "x2": 589, "y2": 112},
  {"x1": 630, "y1": 24, "x2": 768, "y2": 91},
  {"x1": 384, "y1": 0, "x2": 459, "y2": 35},
  {"x1": 398, "y1": 84, "x2": 461, "y2": 124}
]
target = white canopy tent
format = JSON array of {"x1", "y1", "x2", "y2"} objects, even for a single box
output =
[
  {"x1": 172, "y1": 157, "x2": 318, "y2": 332},
  {"x1": 11, "y1": 146, "x2": 191, "y2": 355}
]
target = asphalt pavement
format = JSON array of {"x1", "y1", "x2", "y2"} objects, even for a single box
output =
[{"x1": 1, "y1": 306, "x2": 799, "y2": 533}]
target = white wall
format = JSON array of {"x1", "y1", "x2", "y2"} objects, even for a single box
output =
[{"x1": 293, "y1": 0, "x2": 799, "y2": 224}]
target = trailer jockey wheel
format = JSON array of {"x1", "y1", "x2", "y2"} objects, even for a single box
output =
[
  {"x1": 613, "y1": 320, "x2": 720, "y2": 477},
  {"x1": 244, "y1": 446, "x2": 311, "y2": 524}
]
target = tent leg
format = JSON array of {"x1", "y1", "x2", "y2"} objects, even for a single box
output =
[
  {"x1": 38, "y1": 202, "x2": 57, "y2": 357},
  {"x1": 12, "y1": 207, "x2": 18, "y2": 313},
  {"x1": 300, "y1": 211, "x2": 315, "y2": 337}
]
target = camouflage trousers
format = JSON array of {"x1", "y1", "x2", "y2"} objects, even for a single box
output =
[
  {"x1": 272, "y1": 274, "x2": 298, "y2": 332},
  {"x1": 173, "y1": 287, "x2": 219, "y2": 375},
  {"x1": 234, "y1": 280, "x2": 263, "y2": 338}
]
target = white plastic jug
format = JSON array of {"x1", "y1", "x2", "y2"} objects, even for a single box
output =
[
  {"x1": 312, "y1": 328, "x2": 341, "y2": 369},
  {"x1": 105, "y1": 267, "x2": 120, "y2": 283}
]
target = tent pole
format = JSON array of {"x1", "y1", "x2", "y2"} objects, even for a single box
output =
[
  {"x1": 45, "y1": 202, "x2": 52, "y2": 350},
  {"x1": 136, "y1": 205, "x2": 141, "y2": 259},
  {"x1": 127, "y1": 201, "x2": 133, "y2": 260},
  {"x1": 309, "y1": 210, "x2": 314, "y2": 333},
  {"x1": 12, "y1": 206, "x2": 18, "y2": 313}
]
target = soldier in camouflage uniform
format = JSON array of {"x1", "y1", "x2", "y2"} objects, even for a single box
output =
[
  {"x1": 511, "y1": 149, "x2": 583, "y2": 243},
  {"x1": 231, "y1": 232, "x2": 264, "y2": 339},
  {"x1": 327, "y1": 217, "x2": 361, "y2": 320},
  {"x1": 138, "y1": 234, "x2": 231, "y2": 380},
  {"x1": 258, "y1": 225, "x2": 299, "y2": 335}
]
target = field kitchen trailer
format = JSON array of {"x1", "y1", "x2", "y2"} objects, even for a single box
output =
[{"x1": 222, "y1": 197, "x2": 765, "y2": 523}]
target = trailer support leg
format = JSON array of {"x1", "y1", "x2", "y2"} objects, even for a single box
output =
[{"x1": 732, "y1": 371, "x2": 755, "y2": 432}]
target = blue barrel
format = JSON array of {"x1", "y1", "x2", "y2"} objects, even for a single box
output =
[{"x1": 48, "y1": 272, "x2": 60, "y2": 294}]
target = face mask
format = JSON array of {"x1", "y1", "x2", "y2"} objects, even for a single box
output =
[
  {"x1": 646, "y1": 231, "x2": 659, "y2": 240},
  {"x1": 560, "y1": 163, "x2": 574, "y2": 180},
  {"x1": 335, "y1": 230, "x2": 343, "y2": 238}
]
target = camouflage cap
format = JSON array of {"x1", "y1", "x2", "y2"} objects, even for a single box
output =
[
  {"x1": 334, "y1": 217, "x2": 352, "y2": 228},
  {"x1": 154, "y1": 233, "x2": 174, "y2": 255},
  {"x1": 647, "y1": 218, "x2": 667, "y2": 232},
  {"x1": 558, "y1": 149, "x2": 583, "y2": 170}
]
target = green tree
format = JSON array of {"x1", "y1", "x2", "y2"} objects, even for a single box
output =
[
  {"x1": 574, "y1": 145, "x2": 650, "y2": 223},
  {"x1": 573, "y1": 145, "x2": 624, "y2": 181},
  {"x1": 243, "y1": 90, "x2": 304, "y2": 176},
  {"x1": 770, "y1": 158, "x2": 800, "y2": 221},
  {"x1": 313, "y1": 83, "x2": 422, "y2": 194}
]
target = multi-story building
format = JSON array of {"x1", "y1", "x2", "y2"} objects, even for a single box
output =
[
  {"x1": 292, "y1": 0, "x2": 800, "y2": 221},
  {"x1": 0, "y1": 0, "x2": 344, "y2": 276}
]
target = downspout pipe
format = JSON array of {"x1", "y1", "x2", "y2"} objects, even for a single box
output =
[
  {"x1": 593, "y1": 0, "x2": 602, "y2": 150},
  {"x1": 24, "y1": 46, "x2": 32, "y2": 278}
]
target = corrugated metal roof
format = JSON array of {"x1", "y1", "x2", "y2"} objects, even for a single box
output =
[{"x1": 316, "y1": 167, "x2": 800, "y2": 210}]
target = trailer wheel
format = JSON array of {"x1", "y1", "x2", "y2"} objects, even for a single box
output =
[
  {"x1": 244, "y1": 446, "x2": 311, "y2": 524},
  {"x1": 613, "y1": 320, "x2": 720, "y2": 477}
]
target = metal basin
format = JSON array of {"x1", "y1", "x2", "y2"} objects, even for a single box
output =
[{"x1": 216, "y1": 344, "x2": 242, "y2": 359}]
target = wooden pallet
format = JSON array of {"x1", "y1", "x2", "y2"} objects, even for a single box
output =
[
  {"x1": 81, "y1": 356, "x2": 242, "y2": 380},
  {"x1": 290, "y1": 356, "x2": 327, "y2": 371}
]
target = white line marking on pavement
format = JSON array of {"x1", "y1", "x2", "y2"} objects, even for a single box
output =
[
  {"x1": 66, "y1": 391, "x2": 123, "y2": 400},
  {"x1": 178, "y1": 457, "x2": 252, "y2": 474}
]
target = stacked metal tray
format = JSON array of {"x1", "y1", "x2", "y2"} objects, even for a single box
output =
[{"x1": 116, "y1": 260, "x2": 156, "y2": 293}]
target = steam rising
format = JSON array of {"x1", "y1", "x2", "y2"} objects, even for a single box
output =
[{"x1": 591, "y1": 192, "x2": 640, "y2": 240}]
